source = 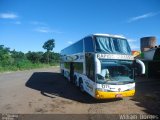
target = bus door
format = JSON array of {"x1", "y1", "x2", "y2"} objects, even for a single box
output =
[{"x1": 85, "y1": 53, "x2": 95, "y2": 96}]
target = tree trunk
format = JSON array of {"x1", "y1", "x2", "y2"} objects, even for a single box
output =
[{"x1": 47, "y1": 51, "x2": 49, "y2": 64}]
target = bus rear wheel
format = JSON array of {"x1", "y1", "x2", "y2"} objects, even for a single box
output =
[{"x1": 73, "y1": 75, "x2": 78, "y2": 86}]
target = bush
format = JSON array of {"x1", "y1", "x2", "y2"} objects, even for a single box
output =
[{"x1": 0, "y1": 44, "x2": 60, "y2": 72}]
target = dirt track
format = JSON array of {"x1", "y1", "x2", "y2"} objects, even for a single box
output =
[{"x1": 0, "y1": 67, "x2": 160, "y2": 115}]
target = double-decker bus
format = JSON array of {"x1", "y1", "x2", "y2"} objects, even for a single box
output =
[{"x1": 60, "y1": 34, "x2": 145, "y2": 99}]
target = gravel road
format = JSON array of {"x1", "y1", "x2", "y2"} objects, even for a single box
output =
[{"x1": 0, "y1": 67, "x2": 160, "y2": 115}]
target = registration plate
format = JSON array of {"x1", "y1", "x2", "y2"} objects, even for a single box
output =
[{"x1": 115, "y1": 94, "x2": 123, "y2": 98}]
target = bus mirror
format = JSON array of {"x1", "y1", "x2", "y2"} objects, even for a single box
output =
[
  {"x1": 97, "y1": 74, "x2": 105, "y2": 79},
  {"x1": 133, "y1": 59, "x2": 145, "y2": 75}
]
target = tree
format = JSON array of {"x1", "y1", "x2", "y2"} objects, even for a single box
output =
[
  {"x1": 0, "y1": 45, "x2": 12, "y2": 66},
  {"x1": 11, "y1": 50, "x2": 26, "y2": 60},
  {"x1": 43, "y1": 39, "x2": 55, "y2": 52},
  {"x1": 26, "y1": 51, "x2": 43, "y2": 63},
  {"x1": 42, "y1": 39, "x2": 55, "y2": 64}
]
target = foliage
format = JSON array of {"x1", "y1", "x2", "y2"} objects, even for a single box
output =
[
  {"x1": 42, "y1": 39, "x2": 55, "y2": 64},
  {"x1": 26, "y1": 51, "x2": 43, "y2": 63},
  {"x1": 43, "y1": 39, "x2": 55, "y2": 52},
  {"x1": 0, "y1": 44, "x2": 60, "y2": 72}
]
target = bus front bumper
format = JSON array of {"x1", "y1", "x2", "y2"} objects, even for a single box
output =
[{"x1": 95, "y1": 90, "x2": 135, "y2": 99}]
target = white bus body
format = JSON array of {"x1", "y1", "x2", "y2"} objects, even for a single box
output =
[{"x1": 60, "y1": 34, "x2": 144, "y2": 99}]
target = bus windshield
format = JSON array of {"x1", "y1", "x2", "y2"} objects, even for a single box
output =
[
  {"x1": 96, "y1": 60, "x2": 134, "y2": 84},
  {"x1": 95, "y1": 36, "x2": 132, "y2": 55}
]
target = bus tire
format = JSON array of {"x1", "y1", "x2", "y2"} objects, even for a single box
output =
[
  {"x1": 73, "y1": 75, "x2": 77, "y2": 86},
  {"x1": 79, "y1": 79, "x2": 84, "y2": 92},
  {"x1": 75, "y1": 79, "x2": 78, "y2": 87}
]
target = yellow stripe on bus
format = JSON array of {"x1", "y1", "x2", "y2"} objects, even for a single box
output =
[{"x1": 95, "y1": 90, "x2": 135, "y2": 99}]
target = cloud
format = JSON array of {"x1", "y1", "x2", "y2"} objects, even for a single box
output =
[
  {"x1": 130, "y1": 44, "x2": 139, "y2": 50},
  {"x1": 30, "y1": 21, "x2": 47, "y2": 26},
  {"x1": 67, "y1": 41, "x2": 73, "y2": 44},
  {"x1": 127, "y1": 38, "x2": 137, "y2": 43},
  {"x1": 52, "y1": 30, "x2": 63, "y2": 34},
  {"x1": 127, "y1": 38, "x2": 139, "y2": 50},
  {"x1": 31, "y1": 21, "x2": 63, "y2": 34},
  {"x1": 14, "y1": 21, "x2": 21, "y2": 25},
  {"x1": 0, "y1": 13, "x2": 18, "y2": 19},
  {"x1": 128, "y1": 12, "x2": 159, "y2": 23},
  {"x1": 35, "y1": 27, "x2": 51, "y2": 33},
  {"x1": 34, "y1": 27, "x2": 63, "y2": 34}
]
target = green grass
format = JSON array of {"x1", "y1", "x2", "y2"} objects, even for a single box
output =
[{"x1": 0, "y1": 60, "x2": 59, "y2": 73}]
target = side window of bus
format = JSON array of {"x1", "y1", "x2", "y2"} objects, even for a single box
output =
[
  {"x1": 85, "y1": 53, "x2": 95, "y2": 81},
  {"x1": 74, "y1": 40, "x2": 83, "y2": 53},
  {"x1": 61, "y1": 40, "x2": 83, "y2": 55},
  {"x1": 64, "y1": 62, "x2": 70, "y2": 69},
  {"x1": 84, "y1": 37, "x2": 94, "y2": 52}
]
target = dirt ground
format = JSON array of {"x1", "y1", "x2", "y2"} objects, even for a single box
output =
[{"x1": 0, "y1": 67, "x2": 160, "y2": 115}]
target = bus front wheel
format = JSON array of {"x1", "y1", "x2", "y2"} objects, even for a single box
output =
[{"x1": 79, "y1": 80, "x2": 84, "y2": 92}]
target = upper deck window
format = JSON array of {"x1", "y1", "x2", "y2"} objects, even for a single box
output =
[
  {"x1": 61, "y1": 40, "x2": 83, "y2": 55},
  {"x1": 95, "y1": 36, "x2": 131, "y2": 55},
  {"x1": 84, "y1": 37, "x2": 94, "y2": 52}
]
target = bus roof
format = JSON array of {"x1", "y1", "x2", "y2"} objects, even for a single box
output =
[
  {"x1": 61, "y1": 33, "x2": 126, "y2": 52},
  {"x1": 92, "y1": 33, "x2": 125, "y2": 39}
]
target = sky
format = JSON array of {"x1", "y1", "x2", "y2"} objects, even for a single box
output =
[{"x1": 0, "y1": 0, "x2": 160, "y2": 53}]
